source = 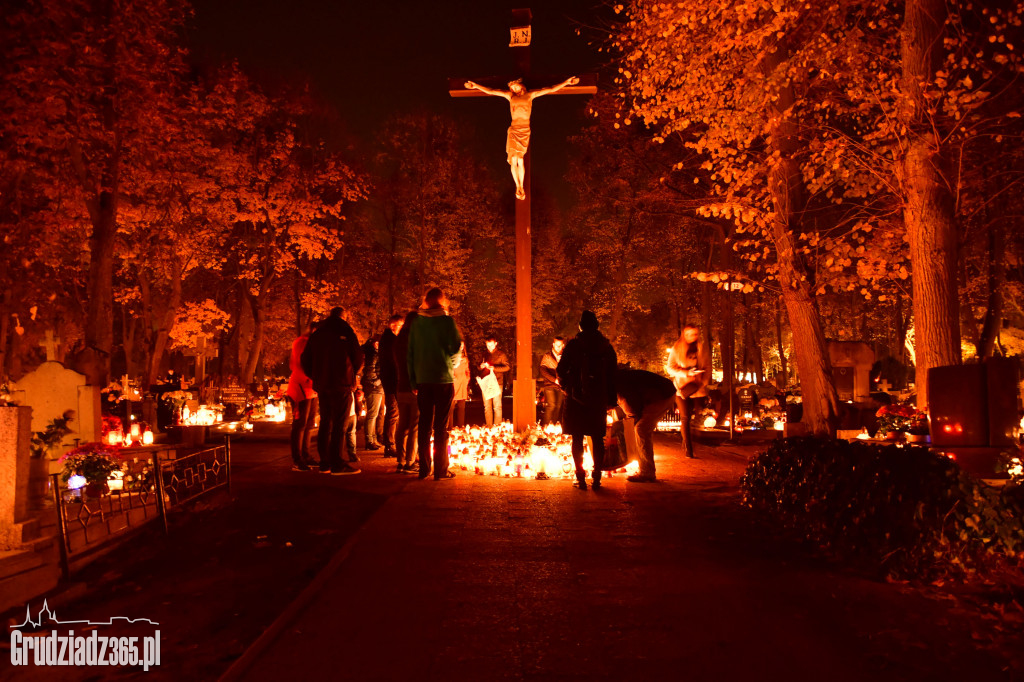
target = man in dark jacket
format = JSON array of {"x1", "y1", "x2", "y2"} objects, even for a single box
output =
[
  {"x1": 538, "y1": 336, "x2": 565, "y2": 425},
  {"x1": 360, "y1": 336, "x2": 384, "y2": 451},
  {"x1": 556, "y1": 311, "x2": 617, "y2": 490},
  {"x1": 479, "y1": 335, "x2": 510, "y2": 426},
  {"x1": 393, "y1": 309, "x2": 420, "y2": 473},
  {"x1": 378, "y1": 313, "x2": 404, "y2": 458},
  {"x1": 408, "y1": 287, "x2": 463, "y2": 480},
  {"x1": 616, "y1": 368, "x2": 676, "y2": 482},
  {"x1": 301, "y1": 307, "x2": 363, "y2": 475}
]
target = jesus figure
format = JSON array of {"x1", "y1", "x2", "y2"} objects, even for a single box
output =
[{"x1": 464, "y1": 76, "x2": 580, "y2": 200}]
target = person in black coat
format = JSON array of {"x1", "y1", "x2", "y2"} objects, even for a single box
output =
[
  {"x1": 301, "y1": 307, "x2": 363, "y2": 475},
  {"x1": 393, "y1": 309, "x2": 420, "y2": 473},
  {"x1": 378, "y1": 314, "x2": 404, "y2": 458},
  {"x1": 616, "y1": 368, "x2": 676, "y2": 482},
  {"x1": 360, "y1": 336, "x2": 385, "y2": 451},
  {"x1": 556, "y1": 311, "x2": 617, "y2": 490}
]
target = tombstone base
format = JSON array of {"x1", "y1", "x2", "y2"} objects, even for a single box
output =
[{"x1": 0, "y1": 406, "x2": 33, "y2": 551}]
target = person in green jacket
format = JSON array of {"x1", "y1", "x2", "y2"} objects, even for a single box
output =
[{"x1": 407, "y1": 287, "x2": 463, "y2": 479}]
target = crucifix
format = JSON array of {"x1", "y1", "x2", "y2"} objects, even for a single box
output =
[{"x1": 450, "y1": 8, "x2": 596, "y2": 431}]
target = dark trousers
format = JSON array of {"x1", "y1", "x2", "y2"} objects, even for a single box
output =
[
  {"x1": 317, "y1": 391, "x2": 354, "y2": 471},
  {"x1": 396, "y1": 391, "x2": 419, "y2": 467},
  {"x1": 447, "y1": 399, "x2": 466, "y2": 429},
  {"x1": 382, "y1": 391, "x2": 399, "y2": 452},
  {"x1": 289, "y1": 397, "x2": 318, "y2": 465},
  {"x1": 676, "y1": 395, "x2": 696, "y2": 458},
  {"x1": 417, "y1": 383, "x2": 454, "y2": 477},
  {"x1": 364, "y1": 391, "x2": 384, "y2": 445},
  {"x1": 542, "y1": 388, "x2": 564, "y2": 425},
  {"x1": 570, "y1": 432, "x2": 605, "y2": 483}
]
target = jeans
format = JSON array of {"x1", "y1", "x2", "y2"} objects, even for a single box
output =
[
  {"x1": 570, "y1": 432, "x2": 605, "y2": 483},
  {"x1": 364, "y1": 391, "x2": 384, "y2": 445},
  {"x1": 344, "y1": 409, "x2": 357, "y2": 460},
  {"x1": 317, "y1": 391, "x2": 354, "y2": 471},
  {"x1": 289, "y1": 397, "x2": 318, "y2": 465},
  {"x1": 635, "y1": 395, "x2": 675, "y2": 478},
  {"x1": 483, "y1": 396, "x2": 502, "y2": 426},
  {"x1": 396, "y1": 391, "x2": 419, "y2": 468},
  {"x1": 677, "y1": 395, "x2": 696, "y2": 458},
  {"x1": 382, "y1": 391, "x2": 399, "y2": 452},
  {"x1": 416, "y1": 383, "x2": 454, "y2": 477},
  {"x1": 542, "y1": 388, "x2": 564, "y2": 425}
]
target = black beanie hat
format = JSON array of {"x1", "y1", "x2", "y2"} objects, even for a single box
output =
[{"x1": 579, "y1": 310, "x2": 599, "y2": 331}]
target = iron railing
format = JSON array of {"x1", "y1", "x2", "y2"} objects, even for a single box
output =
[{"x1": 51, "y1": 437, "x2": 232, "y2": 577}]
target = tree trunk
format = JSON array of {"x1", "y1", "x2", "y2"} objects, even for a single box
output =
[
  {"x1": 775, "y1": 298, "x2": 788, "y2": 388},
  {"x1": 977, "y1": 218, "x2": 1005, "y2": 358},
  {"x1": 901, "y1": 0, "x2": 961, "y2": 408},
  {"x1": 145, "y1": 257, "x2": 182, "y2": 387},
  {"x1": 762, "y1": 49, "x2": 839, "y2": 435},
  {"x1": 241, "y1": 291, "x2": 265, "y2": 385}
]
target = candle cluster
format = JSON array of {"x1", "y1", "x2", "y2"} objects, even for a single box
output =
[{"x1": 447, "y1": 423, "x2": 638, "y2": 480}]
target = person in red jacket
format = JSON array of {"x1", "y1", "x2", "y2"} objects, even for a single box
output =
[{"x1": 286, "y1": 323, "x2": 318, "y2": 471}]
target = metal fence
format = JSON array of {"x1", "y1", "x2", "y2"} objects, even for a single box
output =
[{"x1": 51, "y1": 437, "x2": 232, "y2": 577}]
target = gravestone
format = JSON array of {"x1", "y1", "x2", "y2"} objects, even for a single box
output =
[
  {"x1": 827, "y1": 341, "x2": 875, "y2": 402},
  {"x1": 0, "y1": 405, "x2": 33, "y2": 549},
  {"x1": 13, "y1": 361, "x2": 101, "y2": 444}
]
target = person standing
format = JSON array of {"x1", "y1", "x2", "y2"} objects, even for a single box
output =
[
  {"x1": 557, "y1": 311, "x2": 617, "y2": 490},
  {"x1": 666, "y1": 325, "x2": 712, "y2": 459},
  {"x1": 286, "y1": 323, "x2": 318, "y2": 471},
  {"x1": 449, "y1": 344, "x2": 470, "y2": 429},
  {"x1": 616, "y1": 368, "x2": 677, "y2": 482},
  {"x1": 360, "y1": 335, "x2": 384, "y2": 451},
  {"x1": 479, "y1": 335, "x2": 510, "y2": 426},
  {"x1": 408, "y1": 287, "x2": 463, "y2": 480},
  {"x1": 300, "y1": 307, "x2": 363, "y2": 475},
  {"x1": 378, "y1": 314, "x2": 404, "y2": 458},
  {"x1": 394, "y1": 309, "x2": 420, "y2": 473},
  {"x1": 539, "y1": 336, "x2": 566, "y2": 426}
]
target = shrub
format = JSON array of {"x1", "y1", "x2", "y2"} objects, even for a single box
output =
[{"x1": 740, "y1": 437, "x2": 1024, "y2": 579}]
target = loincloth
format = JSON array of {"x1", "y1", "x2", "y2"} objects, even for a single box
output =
[{"x1": 506, "y1": 123, "x2": 530, "y2": 163}]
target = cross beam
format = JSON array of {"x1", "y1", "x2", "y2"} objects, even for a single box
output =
[{"x1": 450, "y1": 8, "x2": 596, "y2": 432}]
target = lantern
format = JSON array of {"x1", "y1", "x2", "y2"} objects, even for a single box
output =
[
  {"x1": 67, "y1": 475, "x2": 87, "y2": 490},
  {"x1": 703, "y1": 415, "x2": 717, "y2": 428},
  {"x1": 130, "y1": 422, "x2": 141, "y2": 439},
  {"x1": 106, "y1": 431, "x2": 121, "y2": 446},
  {"x1": 142, "y1": 429, "x2": 155, "y2": 445}
]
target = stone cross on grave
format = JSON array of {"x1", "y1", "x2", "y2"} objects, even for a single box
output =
[
  {"x1": 39, "y1": 329, "x2": 60, "y2": 362},
  {"x1": 876, "y1": 379, "x2": 893, "y2": 393},
  {"x1": 450, "y1": 8, "x2": 596, "y2": 431}
]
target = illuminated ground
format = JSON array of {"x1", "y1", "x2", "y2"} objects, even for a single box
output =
[{"x1": 8, "y1": 435, "x2": 1021, "y2": 681}]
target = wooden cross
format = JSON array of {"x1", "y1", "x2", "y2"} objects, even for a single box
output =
[{"x1": 450, "y1": 8, "x2": 596, "y2": 431}]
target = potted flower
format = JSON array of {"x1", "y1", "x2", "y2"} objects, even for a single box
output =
[
  {"x1": 905, "y1": 410, "x2": 930, "y2": 444},
  {"x1": 875, "y1": 404, "x2": 915, "y2": 439},
  {"x1": 29, "y1": 410, "x2": 75, "y2": 507},
  {"x1": 60, "y1": 442, "x2": 122, "y2": 498}
]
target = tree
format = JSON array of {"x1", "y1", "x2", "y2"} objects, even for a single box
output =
[
  {"x1": 613, "y1": 1, "x2": 844, "y2": 433},
  {"x1": 0, "y1": 0, "x2": 190, "y2": 384}
]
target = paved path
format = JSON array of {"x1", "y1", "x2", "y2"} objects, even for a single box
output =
[{"x1": 229, "y1": 437, "x2": 1016, "y2": 682}]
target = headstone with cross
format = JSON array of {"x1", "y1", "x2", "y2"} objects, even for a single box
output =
[
  {"x1": 39, "y1": 329, "x2": 60, "y2": 363},
  {"x1": 876, "y1": 379, "x2": 893, "y2": 393},
  {"x1": 450, "y1": 8, "x2": 596, "y2": 431}
]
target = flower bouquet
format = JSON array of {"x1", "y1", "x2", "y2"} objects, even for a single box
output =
[
  {"x1": 875, "y1": 404, "x2": 917, "y2": 438},
  {"x1": 60, "y1": 442, "x2": 122, "y2": 498}
]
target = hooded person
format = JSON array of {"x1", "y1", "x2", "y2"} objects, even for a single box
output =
[
  {"x1": 556, "y1": 311, "x2": 618, "y2": 490},
  {"x1": 300, "y1": 307, "x2": 363, "y2": 475}
]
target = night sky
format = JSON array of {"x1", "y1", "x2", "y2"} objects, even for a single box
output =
[{"x1": 188, "y1": 0, "x2": 612, "y2": 207}]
